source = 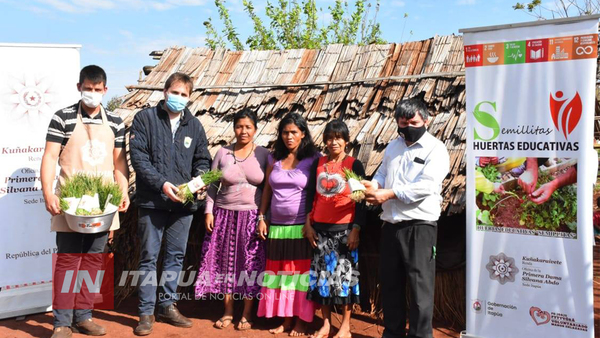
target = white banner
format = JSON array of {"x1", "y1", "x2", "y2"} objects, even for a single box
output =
[
  {"x1": 463, "y1": 17, "x2": 597, "y2": 338},
  {"x1": 0, "y1": 44, "x2": 80, "y2": 317}
]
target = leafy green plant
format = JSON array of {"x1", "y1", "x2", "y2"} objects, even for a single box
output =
[
  {"x1": 177, "y1": 170, "x2": 223, "y2": 204},
  {"x1": 481, "y1": 191, "x2": 499, "y2": 208},
  {"x1": 479, "y1": 164, "x2": 500, "y2": 183},
  {"x1": 204, "y1": 18, "x2": 227, "y2": 49},
  {"x1": 476, "y1": 164, "x2": 501, "y2": 208},
  {"x1": 60, "y1": 173, "x2": 102, "y2": 198},
  {"x1": 106, "y1": 96, "x2": 123, "y2": 111},
  {"x1": 59, "y1": 173, "x2": 123, "y2": 213},
  {"x1": 244, "y1": 0, "x2": 278, "y2": 50},
  {"x1": 476, "y1": 208, "x2": 493, "y2": 226},
  {"x1": 343, "y1": 168, "x2": 366, "y2": 202},
  {"x1": 59, "y1": 198, "x2": 70, "y2": 211},
  {"x1": 519, "y1": 171, "x2": 577, "y2": 231},
  {"x1": 205, "y1": 0, "x2": 389, "y2": 51},
  {"x1": 513, "y1": 0, "x2": 599, "y2": 19},
  {"x1": 98, "y1": 181, "x2": 123, "y2": 208}
]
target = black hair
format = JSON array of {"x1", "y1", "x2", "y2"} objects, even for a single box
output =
[
  {"x1": 233, "y1": 108, "x2": 258, "y2": 129},
  {"x1": 272, "y1": 112, "x2": 318, "y2": 161},
  {"x1": 165, "y1": 72, "x2": 193, "y2": 95},
  {"x1": 323, "y1": 119, "x2": 350, "y2": 143},
  {"x1": 79, "y1": 65, "x2": 107, "y2": 86},
  {"x1": 393, "y1": 97, "x2": 430, "y2": 122}
]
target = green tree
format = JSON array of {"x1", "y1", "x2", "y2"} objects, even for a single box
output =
[
  {"x1": 204, "y1": 0, "x2": 389, "y2": 50},
  {"x1": 106, "y1": 96, "x2": 123, "y2": 111},
  {"x1": 513, "y1": 0, "x2": 600, "y2": 19}
]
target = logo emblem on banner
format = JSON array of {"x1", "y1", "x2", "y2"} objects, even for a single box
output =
[
  {"x1": 528, "y1": 306, "x2": 589, "y2": 331},
  {"x1": 472, "y1": 299, "x2": 483, "y2": 313},
  {"x1": 465, "y1": 45, "x2": 483, "y2": 67},
  {"x1": 3, "y1": 73, "x2": 57, "y2": 125},
  {"x1": 529, "y1": 307, "x2": 551, "y2": 326},
  {"x1": 573, "y1": 34, "x2": 598, "y2": 60},
  {"x1": 473, "y1": 101, "x2": 499, "y2": 141},
  {"x1": 526, "y1": 39, "x2": 548, "y2": 63},
  {"x1": 483, "y1": 43, "x2": 504, "y2": 66},
  {"x1": 549, "y1": 91, "x2": 582, "y2": 140},
  {"x1": 485, "y1": 252, "x2": 519, "y2": 285}
]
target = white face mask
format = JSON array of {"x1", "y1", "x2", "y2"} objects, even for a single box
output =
[{"x1": 81, "y1": 91, "x2": 103, "y2": 108}]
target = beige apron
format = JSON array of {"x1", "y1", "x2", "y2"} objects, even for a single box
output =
[{"x1": 51, "y1": 104, "x2": 120, "y2": 232}]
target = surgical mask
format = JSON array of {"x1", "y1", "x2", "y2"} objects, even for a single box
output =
[
  {"x1": 398, "y1": 125, "x2": 426, "y2": 143},
  {"x1": 165, "y1": 94, "x2": 189, "y2": 113},
  {"x1": 81, "y1": 91, "x2": 103, "y2": 108}
]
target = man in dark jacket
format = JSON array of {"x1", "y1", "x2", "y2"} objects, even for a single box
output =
[{"x1": 129, "y1": 72, "x2": 211, "y2": 336}]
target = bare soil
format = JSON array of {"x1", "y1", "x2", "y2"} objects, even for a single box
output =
[
  {"x1": 3, "y1": 245, "x2": 600, "y2": 338},
  {"x1": 0, "y1": 297, "x2": 459, "y2": 338},
  {"x1": 490, "y1": 195, "x2": 523, "y2": 228}
]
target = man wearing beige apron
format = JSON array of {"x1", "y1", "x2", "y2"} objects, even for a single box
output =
[
  {"x1": 40, "y1": 65, "x2": 130, "y2": 338},
  {"x1": 129, "y1": 72, "x2": 211, "y2": 336}
]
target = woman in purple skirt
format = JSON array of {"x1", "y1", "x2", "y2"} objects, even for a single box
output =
[{"x1": 195, "y1": 109, "x2": 269, "y2": 331}]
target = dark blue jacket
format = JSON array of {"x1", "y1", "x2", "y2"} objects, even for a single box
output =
[{"x1": 129, "y1": 101, "x2": 211, "y2": 213}]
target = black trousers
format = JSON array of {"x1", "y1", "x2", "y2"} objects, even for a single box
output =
[{"x1": 380, "y1": 221, "x2": 437, "y2": 338}]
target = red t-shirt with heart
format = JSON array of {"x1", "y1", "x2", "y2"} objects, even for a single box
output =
[{"x1": 310, "y1": 156, "x2": 356, "y2": 226}]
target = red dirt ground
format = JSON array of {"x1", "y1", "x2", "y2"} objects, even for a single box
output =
[
  {"x1": 1, "y1": 243, "x2": 599, "y2": 338},
  {"x1": 0, "y1": 298, "x2": 458, "y2": 338}
]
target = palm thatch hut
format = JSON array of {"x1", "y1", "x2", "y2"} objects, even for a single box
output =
[{"x1": 113, "y1": 34, "x2": 470, "y2": 328}]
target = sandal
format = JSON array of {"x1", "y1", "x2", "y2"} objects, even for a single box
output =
[
  {"x1": 213, "y1": 316, "x2": 233, "y2": 329},
  {"x1": 236, "y1": 318, "x2": 253, "y2": 331}
]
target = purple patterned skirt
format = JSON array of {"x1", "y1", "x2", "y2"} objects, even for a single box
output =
[{"x1": 195, "y1": 207, "x2": 266, "y2": 298}]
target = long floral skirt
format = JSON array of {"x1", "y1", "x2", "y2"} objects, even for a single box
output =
[
  {"x1": 194, "y1": 207, "x2": 265, "y2": 298},
  {"x1": 306, "y1": 228, "x2": 360, "y2": 305}
]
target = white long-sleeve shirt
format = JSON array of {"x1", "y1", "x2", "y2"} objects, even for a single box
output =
[{"x1": 372, "y1": 131, "x2": 450, "y2": 223}]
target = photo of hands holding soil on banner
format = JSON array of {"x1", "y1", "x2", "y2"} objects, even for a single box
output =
[{"x1": 475, "y1": 156, "x2": 577, "y2": 238}]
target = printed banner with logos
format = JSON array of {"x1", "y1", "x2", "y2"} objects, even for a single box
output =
[
  {"x1": 0, "y1": 44, "x2": 80, "y2": 318},
  {"x1": 462, "y1": 16, "x2": 597, "y2": 338}
]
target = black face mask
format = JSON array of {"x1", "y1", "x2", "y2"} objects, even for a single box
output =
[{"x1": 397, "y1": 125, "x2": 426, "y2": 143}]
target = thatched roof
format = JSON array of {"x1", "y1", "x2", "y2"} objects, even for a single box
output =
[{"x1": 116, "y1": 35, "x2": 467, "y2": 215}]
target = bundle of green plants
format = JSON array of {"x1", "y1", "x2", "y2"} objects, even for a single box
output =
[
  {"x1": 97, "y1": 181, "x2": 123, "y2": 209},
  {"x1": 59, "y1": 173, "x2": 102, "y2": 198},
  {"x1": 343, "y1": 168, "x2": 366, "y2": 202},
  {"x1": 59, "y1": 173, "x2": 123, "y2": 216},
  {"x1": 177, "y1": 170, "x2": 223, "y2": 204}
]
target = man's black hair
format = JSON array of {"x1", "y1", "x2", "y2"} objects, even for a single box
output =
[
  {"x1": 79, "y1": 65, "x2": 107, "y2": 86},
  {"x1": 393, "y1": 97, "x2": 430, "y2": 122}
]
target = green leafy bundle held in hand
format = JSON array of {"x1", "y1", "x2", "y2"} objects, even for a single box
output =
[
  {"x1": 177, "y1": 170, "x2": 223, "y2": 204},
  {"x1": 59, "y1": 173, "x2": 123, "y2": 216},
  {"x1": 343, "y1": 168, "x2": 366, "y2": 202}
]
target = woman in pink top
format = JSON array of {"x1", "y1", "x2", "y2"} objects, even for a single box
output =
[{"x1": 195, "y1": 109, "x2": 269, "y2": 331}]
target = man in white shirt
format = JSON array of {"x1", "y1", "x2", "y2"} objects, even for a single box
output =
[{"x1": 363, "y1": 98, "x2": 449, "y2": 338}]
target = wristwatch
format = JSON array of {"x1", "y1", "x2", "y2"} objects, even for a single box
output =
[{"x1": 257, "y1": 214, "x2": 266, "y2": 221}]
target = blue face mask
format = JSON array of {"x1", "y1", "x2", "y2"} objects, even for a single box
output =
[{"x1": 165, "y1": 93, "x2": 189, "y2": 113}]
